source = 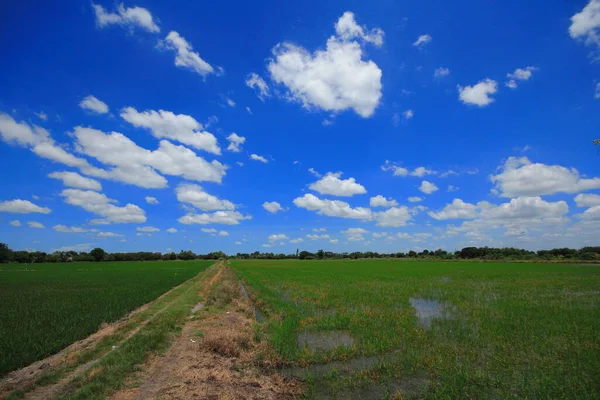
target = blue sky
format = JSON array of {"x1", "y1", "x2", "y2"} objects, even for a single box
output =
[{"x1": 1, "y1": 0, "x2": 599, "y2": 254}]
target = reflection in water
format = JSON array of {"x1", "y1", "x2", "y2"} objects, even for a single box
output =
[
  {"x1": 409, "y1": 297, "x2": 453, "y2": 330},
  {"x1": 297, "y1": 330, "x2": 355, "y2": 351}
]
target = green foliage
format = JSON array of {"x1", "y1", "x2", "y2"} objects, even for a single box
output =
[
  {"x1": 0, "y1": 260, "x2": 212, "y2": 375},
  {"x1": 89, "y1": 247, "x2": 106, "y2": 262},
  {"x1": 0, "y1": 242, "x2": 12, "y2": 263}
]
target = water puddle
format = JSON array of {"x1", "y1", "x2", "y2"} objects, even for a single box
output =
[
  {"x1": 410, "y1": 297, "x2": 454, "y2": 330},
  {"x1": 297, "y1": 330, "x2": 355, "y2": 351},
  {"x1": 239, "y1": 282, "x2": 265, "y2": 322},
  {"x1": 190, "y1": 302, "x2": 204, "y2": 313}
]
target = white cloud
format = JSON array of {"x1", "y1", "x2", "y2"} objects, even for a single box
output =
[
  {"x1": 569, "y1": 0, "x2": 600, "y2": 48},
  {"x1": 97, "y1": 231, "x2": 124, "y2": 237},
  {"x1": 235, "y1": 241, "x2": 242, "y2": 245},
  {"x1": 162, "y1": 31, "x2": 214, "y2": 77},
  {"x1": 330, "y1": 239, "x2": 339, "y2": 244},
  {"x1": 505, "y1": 66, "x2": 536, "y2": 89},
  {"x1": 334, "y1": 11, "x2": 384, "y2": 46},
  {"x1": 224, "y1": 97, "x2": 235, "y2": 107},
  {"x1": 137, "y1": 226, "x2": 159, "y2": 232},
  {"x1": 341, "y1": 227, "x2": 368, "y2": 241},
  {"x1": 245, "y1": 73, "x2": 270, "y2": 100},
  {"x1": 372, "y1": 232, "x2": 387, "y2": 238},
  {"x1": 178, "y1": 210, "x2": 251, "y2": 225},
  {"x1": 53, "y1": 243, "x2": 94, "y2": 252},
  {"x1": 419, "y1": 181, "x2": 438, "y2": 194},
  {"x1": 9, "y1": 220, "x2": 21, "y2": 227},
  {"x1": 381, "y1": 161, "x2": 436, "y2": 177},
  {"x1": 575, "y1": 193, "x2": 600, "y2": 207},
  {"x1": 434, "y1": 67, "x2": 450, "y2": 78},
  {"x1": 370, "y1": 195, "x2": 398, "y2": 208},
  {"x1": 167, "y1": 227, "x2": 178, "y2": 233},
  {"x1": 490, "y1": 156, "x2": 600, "y2": 197},
  {"x1": 308, "y1": 168, "x2": 322, "y2": 178},
  {"x1": 428, "y1": 199, "x2": 478, "y2": 220},
  {"x1": 447, "y1": 185, "x2": 459, "y2": 192},
  {"x1": 263, "y1": 201, "x2": 285, "y2": 213},
  {"x1": 413, "y1": 34, "x2": 432, "y2": 47},
  {"x1": 0, "y1": 199, "x2": 51, "y2": 214},
  {"x1": 290, "y1": 238, "x2": 304, "y2": 243},
  {"x1": 293, "y1": 193, "x2": 372, "y2": 220},
  {"x1": 309, "y1": 172, "x2": 367, "y2": 197},
  {"x1": 53, "y1": 225, "x2": 89, "y2": 233},
  {"x1": 93, "y1": 3, "x2": 160, "y2": 33},
  {"x1": 145, "y1": 196, "x2": 159, "y2": 205},
  {"x1": 27, "y1": 221, "x2": 45, "y2": 229},
  {"x1": 306, "y1": 234, "x2": 330, "y2": 240},
  {"x1": 374, "y1": 206, "x2": 413, "y2": 227},
  {"x1": 403, "y1": 110, "x2": 414, "y2": 120},
  {"x1": 458, "y1": 79, "x2": 498, "y2": 107},
  {"x1": 49, "y1": 171, "x2": 102, "y2": 191},
  {"x1": 250, "y1": 154, "x2": 268, "y2": 163},
  {"x1": 201, "y1": 228, "x2": 217, "y2": 234},
  {"x1": 226, "y1": 133, "x2": 245, "y2": 152},
  {"x1": 79, "y1": 95, "x2": 109, "y2": 114},
  {"x1": 72, "y1": 126, "x2": 227, "y2": 187},
  {"x1": 121, "y1": 107, "x2": 220, "y2": 154},
  {"x1": 269, "y1": 233, "x2": 289, "y2": 242},
  {"x1": 578, "y1": 205, "x2": 600, "y2": 221},
  {"x1": 176, "y1": 183, "x2": 235, "y2": 212},
  {"x1": 440, "y1": 170, "x2": 458, "y2": 178},
  {"x1": 313, "y1": 227, "x2": 327, "y2": 232},
  {"x1": 246, "y1": 106, "x2": 253, "y2": 114},
  {"x1": 218, "y1": 230, "x2": 229, "y2": 237},
  {"x1": 35, "y1": 112, "x2": 47, "y2": 121},
  {"x1": 408, "y1": 196, "x2": 422, "y2": 203},
  {"x1": 60, "y1": 189, "x2": 146, "y2": 224},
  {"x1": 267, "y1": 12, "x2": 383, "y2": 118}
]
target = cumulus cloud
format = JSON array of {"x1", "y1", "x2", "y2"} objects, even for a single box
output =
[
  {"x1": 374, "y1": 206, "x2": 413, "y2": 227},
  {"x1": 162, "y1": 31, "x2": 214, "y2": 77},
  {"x1": 93, "y1": 3, "x2": 160, "y2": 32},
  {"x1": 575, "y1": 193, "x2": 600, "y2": 207},
  {"x1": 334, "y1": 11, "x2": 384, "y2": 46},
  {"x1": 48, "y1": 171, "x2": 102, "y2": 191},
  {"x1": 293, "y1": 193, "x2": 372, "y2": 220},
  {"x1": 53, "y1": 225, "x2": 89, "y2": 233},
  {"x1": 167, "y1": 228, "x2": 177, "y2": 233},
  {"x1": 263, "y1": 201, "x2": 285, "y2": 213},
  {"x1": 490, "y1": 156, "x2": 600, "y2": 197},
  {"x1": 201, "y1": 228, "x2": 217, "y2": 234},
  {"x1": 458, "y1": 79, "x2": 498, "y2": 107},
  {"x1": 0, "y1": 199, "x2": 51, "y2": 214},
  {"x1": 79, "y1": 95, "x2": 109, "y2": 114},
  {"x1": 267, "y1": 12, "x2": 383, "y2": 118},
  {"x1": 60, "y1": 189, "x2": 146, "y2": 224},
  {"x1": 434, "y1": 67, "x2": 450, "y2": 78},
  {"x1": 341, "y1": 227, "x2": 368, "y2": 241},
  {"x1": 176, "y1": 183, "x2": 235, "y2": 212},
  {"x1": 569, "y1": 0, "x2": 600, "y2": 48},
  {"x1": 268, "y1": 233, "x2": 288, "y2": 242},
  {"x1": 250, "y1": 154, "x2": 268, "y2": 163},
  {"x1": 381, "y1": 161, "x2": 436, "y2": 177},
  {"x1": 27, "y1": 221, "x2": 45, "y2": 229},
  {"x1": 413, "y1": 34, "x2": 432, "y2": 47},
  {"x1": 577, "y1": 205, "x2": 600, "y2": 221},
  {"x1": 137, "y1": 226, "x2": 159, "y2": 232},
  {"x1": 428, "y1": 199, "x2": 478, "y2": 220},
  {"x1": 408, "y1": 196, "x2": 423, "y2": 203},
  {"x1": 226, "y1": 133, "x2": 245, "y2": 152},
  {"x1": 9, "y1": 220, "x2": 21, "y2": 227},
  {"x1": 419, "y1": 181, "x2": 438, "y2": 194},
  {"x1": 178, "y1": 210, "x2": 251, "y2": 225},
  {"x1": 72, "y1": 126, "x2": 227, "y2": 187},
  {"x1": 290, "y1": 238, "x2": 304, "y2": 243},
  {"x1": 245, "y1": 73, "x2": 270, "y2": 100},
  {"x1": 308, "y1": 168, "x2": 322, "y2": 177},
  {"x1": 309, "y1": 172, "x2": 367, "y2": 196},
  {"x1": 306, "y1": 233, "x2": 330, "y2": 240},
  {"x1": 97, "y1": 232, "x2": 124, "y2": 237},
  {"x1": 145, "y1": 196, "x2": 159, "y2": 205},
  {"x1": 121, "y1": 107, "x2": 220, "y2": 154},
  {"x1": 505, "y1": 66, "x2": 536, "y2": 89},
  {"x1": 218, "y1": 231, "x2": 229, "y2": 236},
  {"x1": 403, "y1": 110, "x2": 414, "y2": 120},
  {"x1": 370, "y1": 195, "x2": 398, "y2": 208}
]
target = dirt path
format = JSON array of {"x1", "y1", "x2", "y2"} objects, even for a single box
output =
[{"x1": 110, "y1": 264, "x2": 303, "y2": 400}]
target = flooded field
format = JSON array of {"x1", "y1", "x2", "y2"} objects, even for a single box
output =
[{"x1": 232, "y1": 260, "x2": 600, "y2": 399}]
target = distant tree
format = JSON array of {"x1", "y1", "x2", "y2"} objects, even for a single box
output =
[
  {"x1": 0, "y1": 242, "x2": 12, "y2": 263},
  {"x1": 90, "y1": 247, "x2": 106, "y2": 262},
  {"x1": 316, "y1": 249, "x2": 325, "y2": 259},
  {"x1": 408, "y1": 250, "x2": 417, "y2": 257}
]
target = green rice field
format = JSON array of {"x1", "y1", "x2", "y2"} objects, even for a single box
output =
[
  {"x1": 0, "y1": 260, "x2": 213, "y2": 376},
  {"x1": 232, "y1": 260, "x2": 600, "y2": 399}
]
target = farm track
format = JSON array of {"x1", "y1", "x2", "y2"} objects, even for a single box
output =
[{"x1": 0, "y1": 263, "x2": 217, "y2": 400}]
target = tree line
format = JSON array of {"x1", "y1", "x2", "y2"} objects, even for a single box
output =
[{"x1": 1, "y1": 242, "x2": 599, "y2": 263}]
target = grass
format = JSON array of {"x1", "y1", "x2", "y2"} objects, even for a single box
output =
[
  {"x1": 0, "y1": 260, "x2": 213, "y2": 375},
  {"x1": 231, "y1": 259, "x2": 600, "y2": 399}
]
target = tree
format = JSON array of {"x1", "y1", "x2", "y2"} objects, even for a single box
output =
[
  {"x1": 316, "y1": 249, "x2": 325, "y2": 259},
  {"x1": 0, "y1": 242, "x2": 12, "y2": 263},
  {"x1": 90, "y1": 247, "x2": 106, "y2": 262}
]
